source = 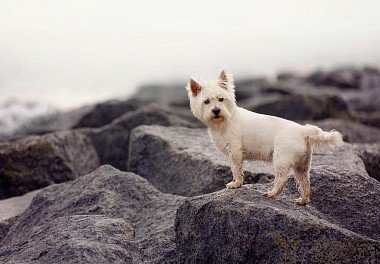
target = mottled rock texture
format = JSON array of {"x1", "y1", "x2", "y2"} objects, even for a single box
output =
[
  {"x1": 0, "y1": 165, "x2": 186, "y2": 264},
  {"x1": 0, "y1": 131, "x2": 99, "y2": 199},
  {"x1": 175, "y1": 167, "x2": 380, "y2": 263}
]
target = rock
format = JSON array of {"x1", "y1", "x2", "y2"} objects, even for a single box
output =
[
  {"x1": 81, "y1": 105, "x2": 197, "y2": 171},
  {"x1": 0, "y1": 165, "x2": 186, "y2": 264},
  {"x1": 353, "y1": 112, "x2": 380, "y2": 129},
  {"x1": 359, "y1": 67, "x2": 380, "y2": 90},
  {"x1": 72, "y1": 99, "x2": 143, "y2": 129},
  {"x1": 276, "y1": 72, "x2": 304, "y2": 82},
  {"x1": 0, "y1": 190, "x2": 40, "y2": 241},
  {"x1": 239, "y1": 93, "x2": 352, "y2": 121},
  {"x1": 8, "y1": 98, "x2": 144, "y2": 140},
  {"x1": 355, "y1": 143, "x2": 380, "y2": 181},
  {"x1": 129, "y1": 126, "x2": 365, "y2": 196},
  {"x1": 0, "y1": 217, "x2": 18, "y2": 243},
  {"x1": 166, "y1": 106, "x2": 204, "y2": 128},
  {"x1": 307, "y1": 67, "x2": 361, "y2": 89},
  {"x1": 306, "y1": 119, "x2": 380, "y2": 143},
  {"x1": 234, "y1": 77, "x2": 268, "y2": 101},
  {"x1": 341, "y1": 89, "x2": 380, "y2": 114},
  {"x1": 0, "y1": 131, "x2": 99, "y2": 199},
  {"x1": 175, "y1": 166, "x2": 380, "y2": 263},
  {"x1": 132, "y1": 83, "x2": 188, "y2": 107},
  {"x1": 129, "y1": 125, "x2": 274, "y2": 196}
]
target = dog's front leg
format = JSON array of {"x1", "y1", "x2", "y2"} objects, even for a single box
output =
[{"x1": 226, "y1": 150, "x2": 244, "y2": 189}]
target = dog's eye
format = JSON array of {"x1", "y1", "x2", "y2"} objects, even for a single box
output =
[
  {"x1": 204, "y1": 99, "x2": 210, "y2": 104},
  {"x1": 219, "y1": 98, "x2": 224, "y2": 102}
]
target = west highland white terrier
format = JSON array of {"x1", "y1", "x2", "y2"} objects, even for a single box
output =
[{"x1": 186, "y1": 68, "x2": 343, "y2": 205}]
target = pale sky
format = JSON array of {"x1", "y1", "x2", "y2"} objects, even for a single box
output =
[{"x1": 1, "y1": 0, "x2": 380, "y2": 108}]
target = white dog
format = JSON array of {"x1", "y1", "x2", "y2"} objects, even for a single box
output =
[{"x1": 186, "y1": 68, "x2": 343, "y2": 205}]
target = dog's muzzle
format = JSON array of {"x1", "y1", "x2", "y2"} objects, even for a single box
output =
[{"x1": 212, "y1": 108, "x2": 221, "y2": 119}]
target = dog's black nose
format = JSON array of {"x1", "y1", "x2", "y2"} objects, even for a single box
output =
[{"x1": 212, "y1": 108, "x2": 221, "y2": 115}]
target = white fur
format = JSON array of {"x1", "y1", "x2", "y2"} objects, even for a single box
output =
[{"x1": 187, "y1": 68, "x2": 343, "y2": 205}]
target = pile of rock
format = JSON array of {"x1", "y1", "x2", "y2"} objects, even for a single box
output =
[{"x1": 0, "y1": 66, "x2": 379, "y2": 263}]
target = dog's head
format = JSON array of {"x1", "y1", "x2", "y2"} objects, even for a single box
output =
[{"x1": 186, "y1": 68, "x2": 237, "y2": 127}]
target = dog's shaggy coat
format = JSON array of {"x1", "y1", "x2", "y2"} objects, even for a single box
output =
[{"x1": 186, "y1": 68, "x2": 343, "y2": 204}]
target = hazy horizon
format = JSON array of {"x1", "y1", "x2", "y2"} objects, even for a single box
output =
[{"x1": 1, "y1": 0, "x2": 380, "y2": 109}]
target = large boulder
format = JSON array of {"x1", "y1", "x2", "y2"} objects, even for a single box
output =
[
  {"x1": 175, "y1": 166, "x2": 380, "y2": 263},
  {"x1": 0, "y1": 131, "x2": 99, "y2": 199},
  {"x1": 129, "y1": 126, "x2": 366, "y2": 196},
  {"x1": 82, "y1": 105, "x2": 197, "y2": 171},
  {"x1": 306, "y1": 118, "x2": 380, "y2": 143},
  {"x1": 0, "y1": 165, "x2": 186, "y2": 264},
  {"x1": 239, "y1": 93, "x2": 352, "y2": 121}
]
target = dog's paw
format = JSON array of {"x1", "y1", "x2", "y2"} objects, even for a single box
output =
[
  {"x1": 294, "y1": 196, "x2": 310, "y2": 205},
  {"x1": 226, "y1": 180, "x2": 243, "y2": 189},
  {"x1": 261, "y1": 190, "x2": 276, "y2": 198}
]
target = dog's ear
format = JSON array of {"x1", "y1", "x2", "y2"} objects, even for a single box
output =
[
  {"x1": 218, "y1": 68, "x2": 234, "y2": 91},
  {"x1": 189, "y1": 77, "x2": 201, "y2": 96}
]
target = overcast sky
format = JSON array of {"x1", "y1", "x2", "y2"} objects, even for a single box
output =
[{"x1": 1, "y1": 0, "x2": 380, "y2": 108}]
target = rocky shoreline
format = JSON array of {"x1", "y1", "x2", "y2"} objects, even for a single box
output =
[{"x1": 0, "y1": 66, "x2": 379, "y2": 263}]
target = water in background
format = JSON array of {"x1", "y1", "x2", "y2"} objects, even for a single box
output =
[{"x1": 1, "y1": 0, "x2": 380, "y2": 134}]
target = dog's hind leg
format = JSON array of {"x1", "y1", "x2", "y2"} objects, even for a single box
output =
[
  {"x1": 263, "y1": 140, "x2": 294, "y2": 198},
  {"x1": 263, "y1": 163, "x2": 291, "y2": 198},
  {"x1": 293, "y1": 149, "x2": 312, "y2": 205}
]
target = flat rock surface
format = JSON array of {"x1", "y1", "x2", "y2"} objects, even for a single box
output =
[
  {"x1": 129, "y1": 126, "x2": 367, "y2": 197},
  {"x1": 0, "y1": 165, "x2": 186, "y2": 264},
  {"x1": 0, "y1": 131, "x2": 99, "y2": 199}
]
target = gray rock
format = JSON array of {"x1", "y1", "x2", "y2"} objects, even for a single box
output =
[
  {"x1": 72, "y1": 99, "x2": 143, "y2": 129},
  {"x1": 353, "y1": 112, "x2": 380, "y2": 129},
  {"x1": 307, "y1": 67, "x2": 362, "y2": 89},
  {"x1": 82, "y1": 105, "x2": 197, "y2": 171},
  {"x1": 355, "y1": 143, "x2": 380, "y2": 181},
  {"x1": 7, "y1": 98, "x2": 145, "y2": 140},
  {"x1": 0, "y1": 165, "x2": 186, "y2": 264},
  {"x1": 0, "y1": 131, "x2": 99, "y2": 199},
  {"x1": 0, "y1": 216, "x2": 18, "y2": 244},
  {"x1": 341, "y1": 88, "x2": 380, "y2": 114},
  {"x1": 132, "y1": 83, "x2": 189, "y2": 107},
  {"x1": 239, "y1": 93, "x2": 352, "y2": 121},
  {"x1": 129, "y1": 126, "x2": 365, "y2": 196},
  {"x1": 0, "y1": 190, "x2": 40, "y2": 241},
  {"x1": 234, "y1": 77, "x2": 268, "y2": 101},
  {"x1": 306, "y1": 118, "x2": 380, "y2": 143},
  {"x1": 359, "y1": 67, "x2": 380, "y2": 90},
  {"x1": 175, "y1": 166, "x2": 380, "y2": 263}
]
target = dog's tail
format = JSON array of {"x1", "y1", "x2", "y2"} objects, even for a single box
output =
[{"x1": 303, "y1": 124, "x2": 343, "y2": 149}]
